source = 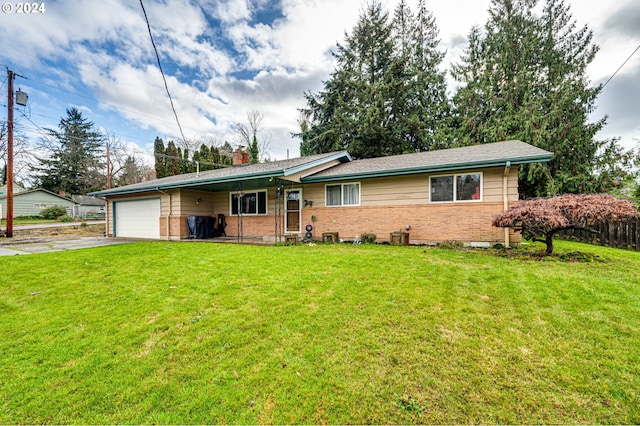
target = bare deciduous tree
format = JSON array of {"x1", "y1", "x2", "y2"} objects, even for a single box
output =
[
  {"x1": 493, "y1": 194, "x2": 639, "y2": 255},
  {"x1": 0, "y1": 120, "x2": 36, "y2": 186}
]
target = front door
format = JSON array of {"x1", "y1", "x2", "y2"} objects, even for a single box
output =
[{"x1": 285, "y1": 189, "x2": 301, "y2": 233}]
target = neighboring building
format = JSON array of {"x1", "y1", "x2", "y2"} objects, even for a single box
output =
[
  {"x1": 71, "y1": 195, "x2": 106, "y2": 219},
  {"x1": 0, "y1": 188, "x2": 75, "y2": 219},
  {"x1": 90, "y1": 140, "x2": 553, "y2": 246},
  {"x1": 0, "y1": 183, "x2": 26, "y2": 197}
]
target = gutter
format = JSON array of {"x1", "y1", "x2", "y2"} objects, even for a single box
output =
[{"x1": 90, "y1": 170, "x2": 285, "y2": 197}]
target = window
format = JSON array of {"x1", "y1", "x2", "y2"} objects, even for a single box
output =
[
  {"x1": 430, "y1": 173, "x2": 481, "y2": 202},
  {"x1": 34, "y1": 203, "x2": 47, "y2": 209},
  {"x1": 230, "y1": 191, "x2": 267, "y2": 215},
  {"x1": 325, "y1": 183, "x2": 360, "y2": 206}
]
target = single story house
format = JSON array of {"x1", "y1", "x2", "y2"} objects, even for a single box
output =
[
  {"x1": 71, "y1": 195, "x2": 106, "y2": 219},
  {"x1": 0, "y1": 183, "x2": 27, "y2": 197},
  {"x1": 0, "y1": 188, "x2": 75, "y2": 219},
  {"x1": 90, "y1": 140, "x2": 553, "y2": 246}
]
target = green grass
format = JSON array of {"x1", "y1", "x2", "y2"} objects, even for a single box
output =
[{"x1": 1, "y1": 240, "x2": 639, "y2": 424}]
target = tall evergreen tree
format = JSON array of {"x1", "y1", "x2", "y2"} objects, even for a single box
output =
[
  {"x1": 250, "y1": 135, "x2": 259, "y2": 164},
  {"x1": 451, "y1": 0, "x2": 627, "y2": 196},
  {"x1": 116, "y1": 155, "x2": 145, "y2": 187},
  {"x1": 392, "y1": 0, "x2": 450, "y2": 151},
  {"x1": 298, "y1": 1, "x2": 449, "y2": 159},
  {"x1": 153, "y1": 137, "x2": 166, "y2": 179},
  {"x1": 34, "y1": 107, "x2": 105, "y2": 194},
  {"x1": 299, "y1": 2, "x2": 397, "y2": 159},
  {"x1": 165, "y1": 141, "x2": 180, "y2": 177}
]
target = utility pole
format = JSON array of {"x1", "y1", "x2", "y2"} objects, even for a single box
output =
[{"x1": 6, "y1": 69, "x2": 14, "y2": 238}]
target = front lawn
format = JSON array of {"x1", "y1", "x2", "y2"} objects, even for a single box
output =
[{"x1": 0, "y1": 241, "x2": 638, "y2": 424}]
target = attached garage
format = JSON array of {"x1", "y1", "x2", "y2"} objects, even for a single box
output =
[{"x1": 113, "y1": 198, "x2": 160, "y2": 239}]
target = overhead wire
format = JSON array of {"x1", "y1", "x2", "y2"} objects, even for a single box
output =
[
  {"x1": 139, "y1": 0, "x2": 188, "y2": 147},
  {"x1": 5, "y1": 110, "x2": 229, "y2": 168},
  {"x1": 601, "y1": 43, "x2": 640, "y2": 90}
]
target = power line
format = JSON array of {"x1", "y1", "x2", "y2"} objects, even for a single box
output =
[
  {"x1": 602, "y1": 43, "x2": 640, "y2": 90},
  {"x1": 6, "y1": 112, "x2": 230, "y2": 169},
  {"x1": 139, "y1": 0, "x2": 188, "y2": 146}
]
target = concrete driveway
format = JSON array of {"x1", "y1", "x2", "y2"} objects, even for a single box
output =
[{"x1": 0, "y1": 237, "x2": 134, "y2": 256}]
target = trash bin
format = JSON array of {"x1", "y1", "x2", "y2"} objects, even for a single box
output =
[{"x1": 187, "y1": 216, "x2": 215, "y2": 239}]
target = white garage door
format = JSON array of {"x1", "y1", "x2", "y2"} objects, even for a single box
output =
[{"x1": 114, "y1": 198, "x2": 160, "y2": 239}]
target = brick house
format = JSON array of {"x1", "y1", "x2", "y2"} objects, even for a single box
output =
[{"x1": 91, "y1": 140, "x2": 552, "y2": 246}]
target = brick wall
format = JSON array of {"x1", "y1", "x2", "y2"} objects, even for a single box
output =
[
  {"x1": 299, "y1": 202, "x2": 519, "y2": 244},
  {"x1": 159, "y1": 216, "x2": 189, "y2": 240}
]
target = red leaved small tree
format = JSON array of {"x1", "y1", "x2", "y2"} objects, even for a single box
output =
[{"x1": 493, "y1": 194, "x2": 639, "y2": 255}]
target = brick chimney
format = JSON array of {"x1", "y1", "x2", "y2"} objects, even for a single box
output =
[{"x1": 232, "y1": 147, "x2": 250, "y2": 166}]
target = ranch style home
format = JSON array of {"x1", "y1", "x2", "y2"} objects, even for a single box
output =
[{"x1": 90, "y1": 140, "x2": 553, "y2": 246}]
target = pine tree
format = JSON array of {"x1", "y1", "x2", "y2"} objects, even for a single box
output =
[
  {"x1": 116, "y1": 156, "x2": 145, "y2": 186},
  {"x1": 298, "y1": 1, "x2": 449, "y2": 159},
  {"x1": 153, "y1": 137, "x2": 166, "y2": 179},
  {"x1": 250, "y1": 135, "x2": 259, "y2": 164},
  {"x1": 392, "y1": 0, "x2": 450, "y2": 152},
  {"x1": 451, "y1": 0, "x2": 627, "y2": 196},
  {"x1": 299, "y1": 2, "x2": 397, "y2": 159},
  {"x1": 165, "y1": 141, "x2": 180, "y2": 177},
  {"x1": 34, "y1": 107, "x2": 105, "y2": 194}
]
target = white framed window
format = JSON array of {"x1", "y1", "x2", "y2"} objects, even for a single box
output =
[
  {"x1": 430, "y1": 173, "x2": 482, "y2": 203},
  {"x1": 230, "y1": 190, "x2": 268, "y2": 215},
  {"x1": 34, "y1": 203, "x2": 47, "y2": 209},
  {"x1": 325, "y1": 182, "x2": 360, "y2": 207}
]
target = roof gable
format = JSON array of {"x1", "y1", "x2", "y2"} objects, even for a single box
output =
[
  {"x1": 0, "y1": 188, "x2": 75, "y2": 204},
  {"x1": 91, "y1": 151, "x2": 351, "y2": 196}
]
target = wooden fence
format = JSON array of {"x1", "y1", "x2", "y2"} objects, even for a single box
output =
[{"x1": 559, "y1": 217, "x2": 640, "y2": 251}]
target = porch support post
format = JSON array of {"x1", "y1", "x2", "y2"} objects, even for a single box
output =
[{"x1": 503, "y1": 161, "x2": 511, "y2": 247}]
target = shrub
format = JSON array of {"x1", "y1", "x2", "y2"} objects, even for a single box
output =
[
  {"x1": 59, "y1": 215, "x2": 74, "y2": 223},
  {"x1": 438, "y1": 240, "x2": 465, "y2": 250},
  {"x1": 360, "y1": 232, "x2": 377, "y2": 244},
  {"x1": 40, "y1": 205, "x2": 67, "y2": 220},
  {"x1": 493, "y1": 194, "x2": 639, "y2": 255}
]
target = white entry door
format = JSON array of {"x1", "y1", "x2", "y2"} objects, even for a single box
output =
[{"x1": 285, "y1": 189, "x2": 301, "y2": 233}]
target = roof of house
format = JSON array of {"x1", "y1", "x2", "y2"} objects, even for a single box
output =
[
  {"x1": 0, "y1": 188, "x2": 74, "y2": 203},
  {"x1": 303, "y1": 140, "x2": 553, "y2": 182},
  {"x1": 91, "y1": 140, "x2": 552, "y2": 197},
  {"x1": 72, "y1": 195, "x2": 106, "y2": 206},
  {"x1": 91, "y1": 151, "x2": 352, "y2": 196}
]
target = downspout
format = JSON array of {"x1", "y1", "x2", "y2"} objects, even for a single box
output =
[
  {"x1": 157, "y1": 187, "x2": 172, "y2": 240},
  {"x1": 503, "y1": 161, "x2": 511, "y2": 247}
]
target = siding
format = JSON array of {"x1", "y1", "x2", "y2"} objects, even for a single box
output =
[
  {"x1": 302, "y1": 166, "x2": 518, "y2": 207},
  {"x1": 0, "y1": 191, "x2": 74, "y2": 218},
  {"x1": 104, "y1": 165, "x2": 520, "y2": 244}
]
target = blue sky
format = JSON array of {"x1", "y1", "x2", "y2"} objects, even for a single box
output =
[{"x1": 1, "y1": 0, "x2": 638, "y2": 174}]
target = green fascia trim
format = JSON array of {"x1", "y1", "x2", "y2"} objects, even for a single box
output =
[
  {"x1": 283, "y1": 151, "x2": 352, "y2": 177},
  {"x1": 302, "y1": 155, "x2": 553, "y2": 183},
  {"x1": 161, "y1": 170, "x2": 283, "y2": 190}
]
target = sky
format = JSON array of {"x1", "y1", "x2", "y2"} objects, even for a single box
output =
[{"x1": 1, "y1": 0, "x2": 639, "y2": 169}]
